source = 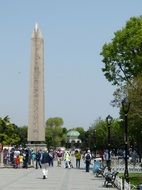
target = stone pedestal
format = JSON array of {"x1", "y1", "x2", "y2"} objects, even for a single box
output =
[{"x1": 27, "y1": 143, "x2": 47, "y2": 152}]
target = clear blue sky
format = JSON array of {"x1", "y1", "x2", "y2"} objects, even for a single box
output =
[{"x1": 0, "y1": 0, "x2": 142, "y2": 129}]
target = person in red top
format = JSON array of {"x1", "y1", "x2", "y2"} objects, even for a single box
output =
[{"x1": 56, "y1": 148, "x2": 63, "y2": 167}]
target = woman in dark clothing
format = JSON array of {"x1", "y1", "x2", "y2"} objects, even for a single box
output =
[
  {"x1": 41, "y1": 148, "x2": 50, "y2": 179},
  {"x1": 35, "y1": 150, "x2": 42, "y2": 169},
  {"x1": 48, "y1": 149, "x2": 54, "y2": 167},
  {"x1": 23, "y1": 149, "x2": 29, "y2": 169}
]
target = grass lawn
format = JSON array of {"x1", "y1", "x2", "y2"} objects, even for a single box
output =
[{"x1": 119, "y1": 173, "x2": 142, "y2": 186}]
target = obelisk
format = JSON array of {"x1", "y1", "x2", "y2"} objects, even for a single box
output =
[{"x1": 28, "y1": 23, "x2": 45, "y2": 144}]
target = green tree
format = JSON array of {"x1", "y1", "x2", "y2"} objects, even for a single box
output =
[
  {"x1": 45, "y1": 117, "x2": 66, "y2": 148},
  {"x1": 74, "y1": 127, "x2": 85, "y2": 135},
  {"x1": 126, "y1": 76, "x2": 142, "y2": 158},
  {"x1": 46, "y1": 117, "x2": 64, "y2": 128},
  {"x1": 18, "y1": 126, "x2": 28, "y2": 146},
  {"x1": 78, "y1": 130, "x2": 89, "y2": 150},
  {"x1": 101, "y1": 16, "x2": 142, "y2": 86},
  {"x1": 0, "y1": 116, "x2": 20, "y2": 145},
  {"x1": 89, "y1": 118, "x2": 124, "y2": 150},
  {"x1": 100, "y1": 15, "x2": 142, "y2": 158},
  {"x1": 127, "y1": 76, "x2": 142, "y2": 120},
  {"x1": 89, "y1": 118, "x2": 107, "y2": 150}
]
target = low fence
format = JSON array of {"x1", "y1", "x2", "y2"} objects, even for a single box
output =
[
  {"x1": 111, "y1": 157, "x2": 142, "y2": 173},
  {"x1": 115, "y1": 176, "x2": 123, "y2": 190},
  {"x1": 114, "y1": 176, "x2": 136, "y2": 190}
]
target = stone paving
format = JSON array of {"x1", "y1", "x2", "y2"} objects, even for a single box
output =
[{"x1": 0, "y1": 159, "x2": 117, "y2": 190}]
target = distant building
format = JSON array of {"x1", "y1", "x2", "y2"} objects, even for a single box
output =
[{"x1": 67, "y1": 130, "x2": 81, "y2": 144}]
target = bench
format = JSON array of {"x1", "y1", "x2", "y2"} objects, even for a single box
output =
[{"x1": 103, "y1": 171, "x2": 118, "y2": 187}]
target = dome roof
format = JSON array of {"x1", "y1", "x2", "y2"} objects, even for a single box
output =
[{"x1": 67, "y1": 130, "x2": 80, "y2": 137}]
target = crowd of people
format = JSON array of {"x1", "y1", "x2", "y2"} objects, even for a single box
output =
[
  {"x1": 2, "y1": 146, "x2": 92, "y2": 175},
  {"x1": 1, "y1": 146, "x2": 140, "y2": 179}
]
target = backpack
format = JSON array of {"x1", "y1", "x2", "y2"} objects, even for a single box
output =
[
  {"x1": 86, "y1": 153, "x2": 91, "y2": 161},
  {"x1": 41, "y1": 152, "x2": 50, "y2": 164}
]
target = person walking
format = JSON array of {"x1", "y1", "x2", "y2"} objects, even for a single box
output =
[
  {"x1": 56, "y1": 148, "x2": 63, "y2": 167},
  {"x1": 48, "y1": 148, "x2": 54, "y2": 167},
  {"x1": 84, "y1": 150, "x2": 92, "y2": 172},
  {"x1": 23, "y1": 149, "x2": 29, "y2": 169},
  {"x1": 103, "y1": 149, "x2": 111, "y2": 171},
  {"x1": 64, "y1": 151, "x2": 71, "y2": 168},
  {"x1": 41, "y1": 148, "x2": 50, "y2": 179},
  {"x1": 19, "y1": 153, "x2": 24, "y2": 168},
  {"x1": 75, "y1": 150, "x2": 81, "y2": 168},
  {"x1": 31, "y1": 150, "x2": 36, "y2": 168},
  {"x1": 35, "y1": 150, "x2": 42, "y2": 169}
]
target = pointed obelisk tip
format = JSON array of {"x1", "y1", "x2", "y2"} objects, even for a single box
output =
[
  {"x1": 35, "y1": 22, "x2": 39, "y2": 32},
  {"x1": 32, "y1": 22, "x2": 43, "y2": 39}
]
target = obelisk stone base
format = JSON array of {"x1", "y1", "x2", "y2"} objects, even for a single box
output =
[{"x1": 27, "y1": 142, "x2": 47, "y2": 151}]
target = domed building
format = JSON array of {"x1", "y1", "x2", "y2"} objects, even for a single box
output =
[{"x1": 66, "y1": 130, "x2": 81, "y2": 148}]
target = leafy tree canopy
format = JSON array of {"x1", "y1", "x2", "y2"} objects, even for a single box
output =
[
  {"x1": 101, "y1": 16, "x2": 142, "y2": 86},
  {"x1": 45, "y1": 117, "x2": 65, "y2": 148},
  {"x1": 89, "y1": 118, "x2": 124, "y2": 149},
  {"x1": 46, "y1": 117, "x2": 64, "y2": 128},
  {"x1": 0, "y1": 116, "x2": 21, "y2": 145}
]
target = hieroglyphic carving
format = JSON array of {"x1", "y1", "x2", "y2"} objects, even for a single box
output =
[
  {"x1": 32, "y1": 39, "x2": 40, "y2": 139},
  {"x1": 28, "y1": 24, "x2": 45, "y2": 142}
]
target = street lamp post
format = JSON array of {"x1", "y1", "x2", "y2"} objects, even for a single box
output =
[
  {"x1": 94, "y1": 129, "x2": 96, "y2": 157},
  {"x1": 122, "y1": 98, "x2": 130, "y2": 183},
  {"x1": 106, "y1": 115, "x2": 113, "y2": 171}
]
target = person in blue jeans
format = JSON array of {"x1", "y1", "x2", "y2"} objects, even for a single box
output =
[
  {"x1": 48, "y1": 149, "x2": 54, "y2": 167},
  {"x1": 41, "y1": 148, "x2": 50, "y2": 179},
  {"x1": 85, "y1": 150, "x2": 92, "y2": 172},
  {"x1": 35, "y1": 150, "x2": 42, "y2": 169},
  {"x1": 75, "y1": 150, "x2": 81, "y2": 168}
]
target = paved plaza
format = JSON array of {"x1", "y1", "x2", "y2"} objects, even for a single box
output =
[{"x1": 0, "y1": 160, "x2": 117, "y2": 190}]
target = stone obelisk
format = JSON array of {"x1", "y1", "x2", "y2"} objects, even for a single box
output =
[{"x1": 28, "y1": 23, "x2": 45, "y2": 144}]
